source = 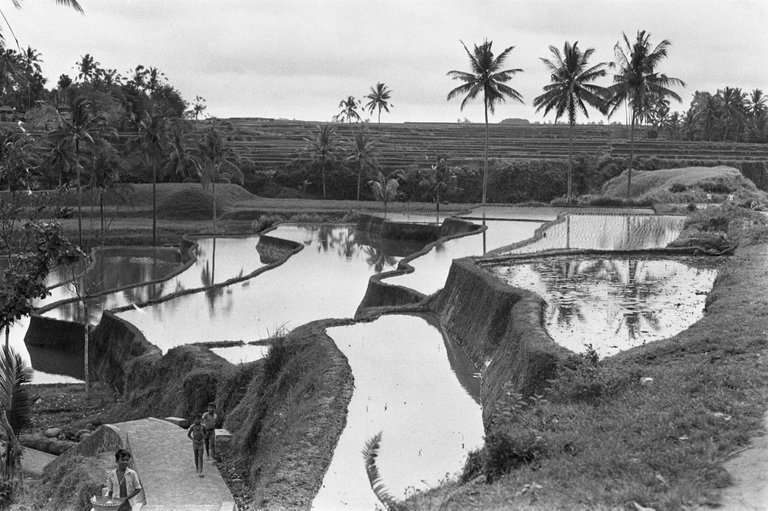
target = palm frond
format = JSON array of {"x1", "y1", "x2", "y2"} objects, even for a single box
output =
[{"x1": 362, "y1": 432, "x2": 402, "y2": 511}]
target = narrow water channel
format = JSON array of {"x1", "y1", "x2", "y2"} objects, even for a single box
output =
[{"x1": 313, "y1": 315, "x2": 484, "y2": 510}]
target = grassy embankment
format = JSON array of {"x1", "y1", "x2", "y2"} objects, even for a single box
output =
[{"x1": 405, "y1": 175, "x2": 768, "y2": 510}]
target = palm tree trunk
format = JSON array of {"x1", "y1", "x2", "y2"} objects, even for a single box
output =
[
  {"x1": 77, "y1": 164, "x2": 83, "y2": 250},
  {"x1": 482, "y1": 100, "x2": 489, "y2": 205},
  {"x1": 321, "y1": 156, "x2": 327, "y2": 199},
  {"x1": 152, "y1": 162, "x2": 157, "y2": 248},
  {"x1": 356, "y1": 164, "x2": 362, "y2": 202},
  {"x1": 567, "y1": 122, "x2": 574, "y2": 203},
  {"x1": 627, "y1": 109, "x2": 636, "y2": 198},
  {"x1": 212, "y1": 178, "x2": 217, "y2": 235},
  {"x1": 84, "y1": 319, "x2": 90, "y2": 400}
]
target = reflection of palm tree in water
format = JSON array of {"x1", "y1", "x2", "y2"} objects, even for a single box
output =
[
  {"x1": 362, "y1": 246, "x2": 397, "y2": 273},
  {"x1": 336, "y1": 230, "x2": 357, "y2": 260},
  {"x1": 613, "y1": 259, "x2": 662, "y2": 341},
  {"x1": 535, "y1": 258, "x2": 664, "y2": 340},
  {"x1": 536, "y1": 260, "x2": 586, "y2": 329}
]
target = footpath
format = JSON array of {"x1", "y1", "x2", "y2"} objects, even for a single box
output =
[{"x1": 116, "y1": 418, "x2": 235, "y2": 511}]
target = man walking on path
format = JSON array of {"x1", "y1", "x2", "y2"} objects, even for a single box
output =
[{"x1": 202, "y1": 403, "x2": 218, "y2": 460}]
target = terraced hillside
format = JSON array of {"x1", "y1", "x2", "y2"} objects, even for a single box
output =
[{"x1": 221, "y1": 118, "x2": 768, "y2": 170}]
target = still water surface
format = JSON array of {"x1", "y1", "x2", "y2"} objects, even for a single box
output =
[
  {"x1": 313, "y1": 315, "x2": 483, "y2": 510},
  {"x1": 115, "y1": 225, "x2": 413, "y2": 352},
  {"x1": 487, "y1": 256, "x2": 720, "y2": 357}
]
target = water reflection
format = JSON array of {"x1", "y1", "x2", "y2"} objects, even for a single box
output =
[
  {"x1": 41, "y1": 236, "x2": 266, "y2": 324},
  {"x1": 385, "y1": 220, "x2": 542, "y2": 296},
  {"x1": 116, "y1": 225, "x2": 425, "y2": 352},
  {"x1": 503, "y1": 215, "x2": 686, "y2": 255},
  {"x1": 313, "y1": 315, "x2": 483, "y2": 510},
  {"x1": 487, "y1": 256, "x2": 720, "y2": 357}
]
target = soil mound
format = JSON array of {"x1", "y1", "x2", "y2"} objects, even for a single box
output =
[
  {"x1": 601, "y1": 166, "x2": 768, "y2": 204},
  {"x1": 156, "y1": 184, "x2": 254, "y2": 219}
]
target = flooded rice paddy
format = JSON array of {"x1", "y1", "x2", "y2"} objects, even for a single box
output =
[
  {"x1": 312, "y1": 315, "x2": 483, "y2": 510},
  {"x1": 501, "y1": 214, "x2": 686, "y2": 255},
  {"x1": 13, "y1": 208, "x2": 727, "y2": 507},
  {"x1": 485, "y1": 255, "x2": 720, "y2": 357}
]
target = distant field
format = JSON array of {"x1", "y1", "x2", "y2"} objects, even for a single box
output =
[{"x1": 205, "y1": 119, "x2": 768, "y2": 171}]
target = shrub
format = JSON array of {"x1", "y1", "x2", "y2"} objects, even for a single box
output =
[
  {"x1": 687, "y1": 202, "x2": 697, "y2": 212},
  {"x1": 460, "y1": 449, "x2": 484, "y2": 483},
  {"x1": 483, "y1": 430, "x2": 545, "y2": 483},
  {"x1": 670, "y1": 183, "x2": 687, "y2": 193}
]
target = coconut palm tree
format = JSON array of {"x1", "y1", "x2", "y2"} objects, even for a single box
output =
[
  {"x1": 533, "y1": 41, "x2": 607, "y2": 202},
  {"x1": 747, "y1": 89, "x2": 767, "y2": 120},
  {"x1": 348, "y1": 130, "x2": 378, "y2": 201},
  {"x1": 76, "y1": 53, "x2": 100, "y2": 83},
  {"x1": 605, "y1": 31, "x2": 685, "y2": 197},
  {"x1": 161, "y1": 118, "x2": 200, "y2": 182},
  {"x1": 64, "y1": 96, "x2": 107, "y2": 249},
  {"x1": 304, "y1": 124, "x2": 339, "y2": 199},
  {"x1": 136, "y1": 109, "x2": 167, "y2": 247},
  {"x1": 368, "y1": 170, "x2": 400, "y2": 217},
  {"x1": 335, "y1": 96, "x2": 361, "y2": 123},
  {"x1": 197, "y1": 121, "x2": 244, "y2": 234},
  {"x1": 718, "y1": 87, "x2": 747, "y2": 142},
  {"x1": 447, "y1": 39, "x2": 524, "y2": 205},
  {"x1": 364, "y1": 83, "x2": 393, "y2": 125}
]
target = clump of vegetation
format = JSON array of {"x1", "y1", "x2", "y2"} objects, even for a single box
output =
[
  {"x1": 669, "y1": 204, "x2": 768, "y2": 253},
  {"x1": 157, "y1": 187, "x2": 221, "y2": 220},
  {"x1": 39, "y1": 455, "x2": 106, "y2": 511},
  {"x1": 601, "y1": 166, "x2": 768, "y2": 206}
]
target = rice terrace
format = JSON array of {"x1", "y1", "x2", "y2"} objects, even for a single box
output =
[{"x1": 1, "y1": 1, "x2": 768, "y2": 510}]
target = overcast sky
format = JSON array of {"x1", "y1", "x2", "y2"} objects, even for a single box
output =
[{"x1": 3, "y1": 0, "x2": 766, "y2": 123}]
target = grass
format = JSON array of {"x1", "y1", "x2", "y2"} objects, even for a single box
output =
[
  {"x1": 405, "y1": 207, "x2": 768, "y2": 510},
  {"x1": 601, "y1": 166, "x2": 768, "y2": 205}
]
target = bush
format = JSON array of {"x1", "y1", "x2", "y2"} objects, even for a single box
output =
[
  {"x1": 483, "y1": 430, "x2": 545, "y2": 483},
  {"x1": 670, "y1": 183, "x2": 687, "y2": 193}
]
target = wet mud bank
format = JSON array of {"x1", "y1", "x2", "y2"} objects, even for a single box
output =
[{"x1": 427, "y1": 257, "x2": 571, "y2": 425}]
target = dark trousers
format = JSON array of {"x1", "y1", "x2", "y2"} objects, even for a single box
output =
[
  {"x1": 204, "y1": 428, "x2": 216, "y2": 457},
  {"x1": 193, "y1": 446, "x2": 204, "y2": 471}
]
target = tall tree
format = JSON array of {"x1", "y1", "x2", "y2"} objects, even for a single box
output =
[
  {"x1": 136, "y1": 109, "x2": 167, "y2": 247},
  {"x1": 533, "y1": 41, "x2": 607, "y2": 202},
  {"x1": 368, "y1": 170, "x2": 400, "y2": 217},
  {"x1": 161, "y1": 118, "x2": 200, "y2": 182},
  {"x1": 197, "y1": 121, "x2": 243, "y2": 234},
  {"x1": 605, "y1": 31, "x2": 684, "y2": 197},
  {"x1": 447, "y1": 39, "x2": 524, "y2": 205},
  {"x1": 335, "y1": 96, "x2": 361, "y2": 123},
  {"x1": 63, "y1": 96, "x2": 106, "y2": 249},
  {"x1": 718, "y1": 87, "x2": 746, "y2": 142},
  {"x1": 304, "y1": 124, "x2": 339, "y2": 199},
  {"x1": 747, "y1": 89, "x2": 767, "y2": 119},
  {"x1": 364, "y1": 83, "x2": 393, "y2": 125},
  {"x1": 348, "y1": 129, "x2": 378, "y2": 201},
  {"x1": 76, "y1": 53, "x2": 100, "y2": 83}
]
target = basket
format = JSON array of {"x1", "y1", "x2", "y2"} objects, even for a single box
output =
[{"x1": 90, "y1": 495, "x2": 124, "y2": 510}]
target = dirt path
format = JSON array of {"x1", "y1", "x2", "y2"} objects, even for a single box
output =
[{"x1": 719, "y1": 410, "x2": 768, "y2": 510}]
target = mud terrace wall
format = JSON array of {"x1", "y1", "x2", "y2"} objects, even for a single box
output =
[
  {"x1": 428, "y1": 257, "x2": 572, "y2": 425},
  {"x1": 24, "y1": 315, "x2": 84, "y2": 353},
  {"x1": 90, "y1": 311, "x2": 160, "y2": 393}
]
